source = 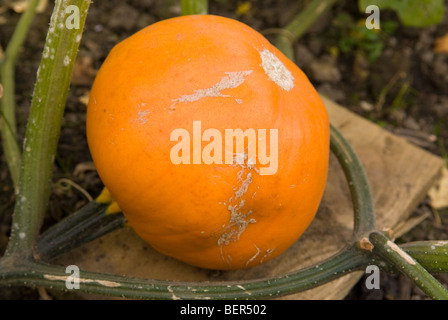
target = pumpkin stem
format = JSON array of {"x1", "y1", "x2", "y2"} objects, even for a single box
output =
[{"x1": 181, "y1": 0, "x2": 208, "y2": 16}]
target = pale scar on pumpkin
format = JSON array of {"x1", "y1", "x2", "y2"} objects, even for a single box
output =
[
  {"x1": 169, "y1": 70, "x2": 253, "y2": 110},
  {"x1": 218, "y1": 169, "x2": 255, "y2": 248},
  {"x1": 259, "y1": 48, "x2": 295, "y2": 91},
  {"x1": 245, "y1": 246, "x2": 275, "y2": 267},
  {"x1": 245, "y1": 244, "x2": 261, "y2": 266},
  {"x1": 132, "y1": 102, "x2": 153, "y2": 123},
  {"x1": 218, "y1": 150, "x2": 263, "y2": 266},
  {"x1": 260, "y1": 248, "x2": 276, "y2": 264}
]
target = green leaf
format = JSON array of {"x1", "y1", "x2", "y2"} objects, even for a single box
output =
[{"x1": 359, "y1": 0, "x2": 445, "y2": 27}]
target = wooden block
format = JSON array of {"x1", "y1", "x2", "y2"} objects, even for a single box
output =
[{"x1": 53, "y1": 96, "x2": 445, "y2": 300}]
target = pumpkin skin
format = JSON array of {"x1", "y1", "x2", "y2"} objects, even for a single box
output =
[{"x1": 86, "y1": 15, "x2": 329, "y2": 270}]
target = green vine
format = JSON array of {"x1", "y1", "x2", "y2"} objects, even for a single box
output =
[
  {"x1": 4, "y1": 0, "x2": 92, "y2": 258},
  {"x1": 0, "y1": 0, "x2": 41, "y2": 190}
]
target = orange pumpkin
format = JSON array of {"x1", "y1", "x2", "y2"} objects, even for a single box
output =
[{"x1": 86, "y1": 15, "x2": 329, "y2": 270}]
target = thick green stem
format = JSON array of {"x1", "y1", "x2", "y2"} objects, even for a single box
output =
[
  {"x1": 275, "y1": 0, "x2": 338, "y2": 60},
  {"x1": 0, "y1": 0, "x2": 41, "y2": 190},
  {"x1": 37, "y1": 201, "x2": 126, "y2": 261},
  {"x1": 369, "y1": 231, "x2": 448, "y2": 300},
  {"x1": 330, "y1": 124, "x2": 376, "y2": 237},
  {"x1": 5, "y1": 0, "x2": 92, "y2": 256},
  {"x1": 400, "y1": 240, "x2": 448, "y2": 274},
  {"x1": 285, "y1": 0, "x2": 338, "y2": 39}
]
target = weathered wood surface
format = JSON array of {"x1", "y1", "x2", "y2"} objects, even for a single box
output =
[{"x1": 54, "y1": 96, "x2": 445, "y2": 300}]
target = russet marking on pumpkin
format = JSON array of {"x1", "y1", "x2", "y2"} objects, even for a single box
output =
[
  {"x1": 218, "y1": 169, "x2": 256, "y2": 248},
  {"x1": 260, "y1": 248, "x2": 276, "y2": 264},
  {"x1": 218, "y1": 150, "x2": 264, "y2": 265},
  {"x1": 169, "y1": 70, "x2": 253, "y2": 110},
  {"x1": 259, "y1": 48, "x2": 294, "y2": 91},
  {"x1": 136, "y1": 109, "x2": 151, "y2": 124},
  {"x1": 246, "y1": 245, "x2": 261, "y2": 266}
]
